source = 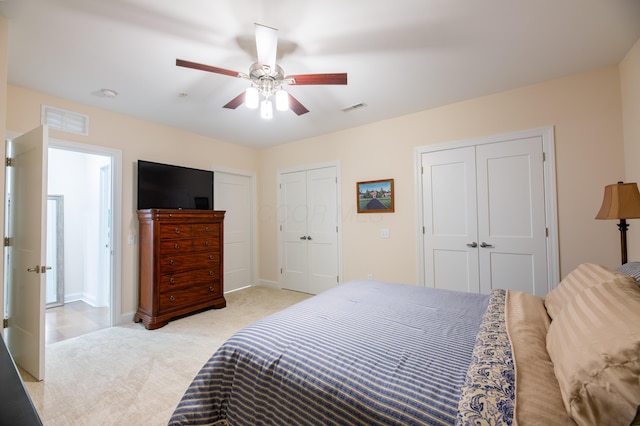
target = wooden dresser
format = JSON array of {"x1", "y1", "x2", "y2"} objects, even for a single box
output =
[{"x1": 134, "y1": 209, "x2": 226, "y2": 330}]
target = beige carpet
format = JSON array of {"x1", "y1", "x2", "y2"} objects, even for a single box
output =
[{"x1": 21, "y1": 286, "x2": 312, "y2": 426}]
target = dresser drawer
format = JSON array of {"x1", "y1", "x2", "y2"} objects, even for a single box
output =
[
  {"x1": 159, "y1": 268, "x2": 220, "y2": 292},
  {"x1": 159, "y1": 252, "x2": 220, "y2": 273},
  {"x1": 159, "y1": 282, "x2": 222, "y2": 312},
  {"x1": 193, "y1": 224, "x2": 220, "y2": 237},
  {"x1": 159, "y1": 224, "x2": 192, "y2": 239},
  {"x1": 159, "y1": 239, "x2": 193, "y2": 255},
  {"x1": 191, "y1": 237, "x2": 220, "y2": 252}
]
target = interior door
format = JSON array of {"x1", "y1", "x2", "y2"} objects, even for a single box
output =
[
  {"x1": 476, "y1": 137, "x2": 547, "y2": 295},
  {"x1": 280, "y1": 171, "x2": 308, "y2": 292},
  {"x1": 305, "y1": 167, "x2": 338, "y2": 295},
  {"x1": 4, "y1": 125, "x2": 48, "y2": 380},
  {"x1": 214, "y1": 171, "x2": 252, "y2": 292},
  {"x1": 421, "y1": 136, "x2": 548, "y2": 297},
  {"x1": 280, "y1": 167, "x2": 338, "y2": 294},
  {"x1": 422, "y1": 147, "x2": 479, "y2": 292}
]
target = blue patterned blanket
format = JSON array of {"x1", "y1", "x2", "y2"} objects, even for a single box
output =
[{"x1": 169, "y1": 281, "x2": 514, "y2": 425}]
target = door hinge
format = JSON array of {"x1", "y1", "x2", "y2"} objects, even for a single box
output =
[
  {"x1": 423, "y1": 226, "x2": 425, "y2": 234},
  {"x1": 5, "y1": 157, "x2": 13, "y2": 167},
  {"x1": 542, "y1": 152, "x2": 546, "y2": 162},
  {"x1": 3, "y1": 237, "x2": 9, "y2": 247},
  {"x1": 337, "y1": 275, "x2": 339, "y2": 283},
  {"x1": 3, "y1": 318, "x2": 7, "y2": 329},
  {"x1": 280, "y1": 268, "x2": 283, "y2": 274},
  {"x1": 336, "y1": 226, "x2": 338, "y2": 233},
  {"x1": 546, "y1": 227, "x2": 549, "y2": 237},
  {"x1": 280, "y1": 225, "x2": 282, "y2": 231}
]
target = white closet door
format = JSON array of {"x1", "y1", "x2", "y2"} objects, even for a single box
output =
[
  {"x1": 476, "y1": 137, "x2": 547, "y2": 296},
  {"x1": 280, "y1": 167, "x2": 338, "y2": 294},
  {"x1": 214, "y1": 172, "x2": 253, "y2": 292},
  {"x1": 306, "y1": 167, "x2": 338, "y2": 295},
  {"x1": 280, "y1": 171, "x2": 309, "y2": 291},
  {"x1": 421, "y1": 136, "x2": 549, "y2": 297},
  {"x1": 422, "y1": 147, "x2": 479, "y2": 292}
]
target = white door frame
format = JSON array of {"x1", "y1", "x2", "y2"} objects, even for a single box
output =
[
  {"x1": 414, "y1": 126, "x2": 559, "y2": 290},
  {"x1": 212, "y1": 166, "x2": 257, "y2": 291},
  {"x1": 277, "y1": 160, "x2": 343, "y2": 289},
  {"x1": 46, "y1": 138, "x2": 122, "y2": 327}
]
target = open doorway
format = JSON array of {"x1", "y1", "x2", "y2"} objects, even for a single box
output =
[{"x1": 45, "y1": 143, "x2": 118, "y2": 344}]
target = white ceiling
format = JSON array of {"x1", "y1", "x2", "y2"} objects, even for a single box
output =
[{"x1": 2, "y1": 0, "x2": 640, "y2": 149}]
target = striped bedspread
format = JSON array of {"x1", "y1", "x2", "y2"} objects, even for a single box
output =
[{"x1": 169, "y1": 280, "x2": 497, "y2": 425}]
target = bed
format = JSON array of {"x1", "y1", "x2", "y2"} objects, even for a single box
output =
[{"x1": 169, "y1": 263, "x2": 640, "y2": 426}]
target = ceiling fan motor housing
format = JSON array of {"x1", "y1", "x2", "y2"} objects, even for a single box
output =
[{"x1": 249, "y1": 62, "x2": 286, "y2": 96}]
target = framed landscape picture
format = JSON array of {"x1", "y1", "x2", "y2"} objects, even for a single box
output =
[{"x1": 357, "y1": 179, "x2": 394, "y2": 213}]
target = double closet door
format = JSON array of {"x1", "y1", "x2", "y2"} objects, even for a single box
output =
[
  {"x1": 421, "y1": 134, "x2": 551, "y2": 297},
  {"x1": 279, "y1": 166, "x2": 339, "y2": 295}
]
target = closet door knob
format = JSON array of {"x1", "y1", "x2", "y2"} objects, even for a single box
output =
[
  {"x1": 300, "y1": 236, "x2": 308, "y2": 240},
  {"x1": 466, "y1": 242, "x2": 477, "y2": 248},
  {"x1": 480, "y1": 242, "x2": 494, "y2": 248}
]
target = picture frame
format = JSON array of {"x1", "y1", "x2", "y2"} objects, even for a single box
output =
[{"x1": 357, "y1": 179, "x2": 394, "y2": 213}]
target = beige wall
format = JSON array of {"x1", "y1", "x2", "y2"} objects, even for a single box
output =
[
  {"x1": 0, "y1": 16, "x2": 7, "y2": 328},
  {"x1": 259, "y1": 66, "x2": 627, "y2": 285},
  {"x1": 1, "y1": 36, "x2": 635, "y2": 322},
  {"x1": 620, "y1": 37, "x2": 640, "y2": 261},
  {"x1": 5, "y1": 85, "x2": 259, "y2": 319}
]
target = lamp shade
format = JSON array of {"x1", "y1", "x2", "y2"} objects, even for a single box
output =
[{"x1": 595, "y1": 182, "x2": 640, "y2": 220}]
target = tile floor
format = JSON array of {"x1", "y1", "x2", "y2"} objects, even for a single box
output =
[{"x1": 45, "y1": 301, "x2": 109, "y2": 345}]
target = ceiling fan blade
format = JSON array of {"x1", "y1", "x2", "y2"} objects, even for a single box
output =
[
  {"x1": 288, "y1": 93, "x2": 309, "y2": 116},
  {"x1": 176, "y1": 59, "x2": 240, "y2": 78},
  {"x1": 223, "y1": 92, "x2": 246, "y2": 109},
  {"x1": 286, "y1": 73, "x2": 348, "y2": 85},
  {"x1": 255, "y1": 23, "x2": 277, "y2": 71}
]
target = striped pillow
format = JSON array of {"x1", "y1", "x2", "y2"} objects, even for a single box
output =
[
  {"x1": 617, "y1": 261, "x2": 640, "y2": 282},
  {"x1": 545, "y1": 277, "x2": 640, "y2": 425},
  {"x1": 544, "y1": 263, "x2": 630, "y2": 320},
  {"x1": 505, "y1": 291, "x2": 574, "y2": 425}
]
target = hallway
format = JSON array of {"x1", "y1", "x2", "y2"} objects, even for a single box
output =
[{"x1": 45, "y1": 301, "x2": 109, "y2": 345}]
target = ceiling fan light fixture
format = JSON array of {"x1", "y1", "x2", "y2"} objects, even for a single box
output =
[
  {"x1": 260, "y1": 99, "x2": 273, "y2": 119},
  {"x1": 246, "y1": 87, "x2": 259, "y2": 109},
  {"x1": 275, "y1": 89, "x2": 289, "y2": 111}
]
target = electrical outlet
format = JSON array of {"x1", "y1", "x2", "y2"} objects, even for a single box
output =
[
  {"x1": 128, "y1": 235, "x2": 136, "y2": 245},
  {"x1": 380, "y1": 228, "x2": 390, "y2": 239},
  {"x1": 367, "y1": 274, "x2": 373, "y2": 280}
]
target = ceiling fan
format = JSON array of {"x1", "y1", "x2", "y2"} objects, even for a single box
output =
[{"x1": 176, "y1": 23, "x2": 348, "y2": 119}]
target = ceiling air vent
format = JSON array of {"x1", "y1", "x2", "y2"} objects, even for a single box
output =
[
  {"x1": 41, "y1": 105, "x2": 89, "y2": 136},
  {"x1": 341, "y1": 102, "x2": 367, "y2": 112}
]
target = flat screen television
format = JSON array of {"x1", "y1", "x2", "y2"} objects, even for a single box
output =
[{"x1": 137, "y1": 160, "x2": 213, "y2": 210}]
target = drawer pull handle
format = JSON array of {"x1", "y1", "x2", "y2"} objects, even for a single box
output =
[
  {"x1": 169, "y1": 277, "x2": 175, "y2": 284},
  {"x1": 209, "y1": 270, "x2": 214, "y2": 276},
  {"x1": 209, "y1": 286, "x2": 214, "y2": 292},
  {"x1": 174, "y1": 243, "x2": 179, "y2": 249},
  {"x1": 205, "y1": 226, "x2": 210, "y2": 232},
  {"x1": 205, "y1": 240, "x2": 209, "y2": 246},
  {"x1": 169, "y1": 295, "x2": 175, "y2": 302},
  {"x1": 169, "y1": 259, "x2": 175, "y2": 265},
  {"x1": 209, "y1": 254, "x2": 214, "y2": 260},
  {"x1": 174, "y1": 228, "x2": 180, "y2": 234}
]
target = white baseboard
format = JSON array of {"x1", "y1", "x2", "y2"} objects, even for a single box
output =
[{"x1": 119, "y1": 311, "x2": 136, "y2": 325}]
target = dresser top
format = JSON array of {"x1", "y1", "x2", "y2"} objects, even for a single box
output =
[{"x1": 137, "y1": 209, "x2": 225, "y2": 221}]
